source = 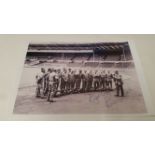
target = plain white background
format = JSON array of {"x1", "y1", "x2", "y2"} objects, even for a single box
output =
[
  {"x1": 0, "y1": 0, "x2": 155, "y2": 34},
  {"x1": 0, "y1": 0, "x2": 155, "y2": 155}
]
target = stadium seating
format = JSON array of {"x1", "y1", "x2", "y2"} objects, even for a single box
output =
[
  {"x1": 105, "y1": 55, "x2": 120, "y2": 61},
  {"x1": 84, "y1": 62, "x2": 99, "y2": 67},
  {"x1": 68, "y1": 62, "x2": 83, "y2": 67},
  {"x1": 26, "y1": 49, "x2": 133, "y2": 67},
  {"x1": 99, "y1": 63, "x2": 114, "y2": 68},
  {"x1": 72, "y1": 54, "x2": 90, "y2": 61}
]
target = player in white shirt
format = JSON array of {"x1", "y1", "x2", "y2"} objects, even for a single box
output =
[
  {"x1": 36, "y1": 68, "x2": 46, "y2": 98},
  {"x1": 47, "y1": 68, "x2": 56, "y2": 102},
  {"x1": 107, "y1": 70, "x2": 113, "y2": 90},
  {"x1": 100, "y1": 70, "x2": 106, "y2": 91}
]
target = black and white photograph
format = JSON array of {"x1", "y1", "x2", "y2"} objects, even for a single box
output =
[{"x1": 13, "y1": 41, "x2": 147, "y2": 114}]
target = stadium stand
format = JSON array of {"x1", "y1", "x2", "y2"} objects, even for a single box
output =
[
  {"x1": 105, "y1": 54, "x2": 120, "y2": 61},
  {"x1": 68, "y1": 62, "x2": 83, "y2": 67},
  {"x1": 99, "y1": 62, "x2": 114, "y2": 68},
  {"x1": 26, "y1": 42, "x2": 133, "y2": 68},
  {"x1": 84, "y1": 62, "x2": 99, "y2": 67}
]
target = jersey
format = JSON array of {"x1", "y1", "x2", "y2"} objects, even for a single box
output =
[
  {"x1": 107, "y1": 73, "x2": 113, "y2": 82},
  {"x1": 48, "y1": 72, "x2": 56, "y2": 83},
  {"x1": 36, "y1": 72, "x2": 44, "y2": 84}
]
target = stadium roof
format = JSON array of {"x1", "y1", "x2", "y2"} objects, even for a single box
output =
[
  {"x1": 28, "y1": 42, "x2": 129, "y2": 51},
  {"x1": 28, "y1": 50, "x2": 93, "y2": 53}
]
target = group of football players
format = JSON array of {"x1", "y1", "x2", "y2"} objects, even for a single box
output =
[{"x1": 36, "y1": 67, "x2": 124, "y2": 102}]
